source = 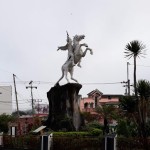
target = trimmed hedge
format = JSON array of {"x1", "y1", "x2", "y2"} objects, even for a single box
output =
[
  {"x1": 53, "y1": 130, "x2": 102, "y2": 137},
  {"x1": 52, "y1": 136, "x2": 104, "y2": 150}
]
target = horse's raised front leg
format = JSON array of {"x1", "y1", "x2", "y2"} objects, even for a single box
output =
[
  {"x1": 80, "y1": 43, "x2": 88, "y2": 48},
  {"x1": 82, "y1": 49, "x2": 88, "y2": 57},
  {"x1": 86, "y1": 47, "x2": 93, "y2": 55},
  {"x1": 82, "y1": 47, "x2": 93, "y2": 57}
]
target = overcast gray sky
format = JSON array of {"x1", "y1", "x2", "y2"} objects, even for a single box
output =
[{"x1": 0, "y1": 0, "x2": 150, "y2": 110}]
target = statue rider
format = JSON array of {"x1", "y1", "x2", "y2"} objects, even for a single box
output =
[{"x1": 57, "y1": 32, "x2": 75, "y2": 66}]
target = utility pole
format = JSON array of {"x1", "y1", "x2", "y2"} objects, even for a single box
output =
[
  {"x1": 122, "y1": 62, "x2": 132, "y2": 96},
  {"x1": 26, "y1": 81, "x2": 37, "y2": 116},
  {"x1": 13, "y1": 74, "x2": 19, "y2": 117},
  {"x1": 35, "y1": 99, "x2": 42, "y2": 115},
  {"x1": 127, "y1": 79, "x2": 130, "y2": 96},
  {"x1": 13, "y1": 74, "x2": 21, "y2": 135},
  {"x1": 127, "y1": 62, "x2": 130, "y2": 96},
  {"x1": 121, "y1": 81, "x2": 128, "y2": 95}
]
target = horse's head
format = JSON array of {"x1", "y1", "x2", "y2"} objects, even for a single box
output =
[{"x1": 73, "y1": 34, "x2": 85, "y2": 42}]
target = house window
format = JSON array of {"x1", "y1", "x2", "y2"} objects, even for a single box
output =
[
  {"x1": 108, "y1": 96, "x2": 111, "y2": 99},
  {"x1": 90, "y1": 102, "x2": 94, "y2": 108},
  {"x1": 84, "y1": 103, "x2": 88, "y2": 109},
  {"x1": 95, "y1": 96, "x2": 98, "y2": 107}
]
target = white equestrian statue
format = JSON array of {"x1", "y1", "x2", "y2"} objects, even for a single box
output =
[{"x1": 55, "y1": 33, "x2": 93, "y2": 85}]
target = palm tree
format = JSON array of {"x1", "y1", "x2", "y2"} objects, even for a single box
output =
[
  {"x1": 119, "y1": 96, "x2": 139, "y2": 133},
  {"x1": 137, "y1": 80, "x2": 150, "y2": 137},
  {"x1": 137, "y1": 79, "x2": 150, "y2": 101},
  {"x1": 119, "y1": 96, "x2": 137, "y2": 114},
  {"x1": 124, "y1": 40, "x2": 146, "y2": 97},
  {"x1": 136, "y1": 79, "x2": 150, "y2": 149},
  {"x1": 95, "y1": 105, "x2": 115, "y2": 134}
]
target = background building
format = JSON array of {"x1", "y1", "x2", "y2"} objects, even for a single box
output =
[
  {"x1": 0, "y1": 86, "x2": 12, "y2": 115},
  {"x1": 80, "y1": 89, "x2": 122, "y2": 126},
  {"x1": 80, "y1": 89, "x2": 121, "y2": 112}
]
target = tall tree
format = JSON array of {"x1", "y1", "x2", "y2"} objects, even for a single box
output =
[
  {"x1": 124, "y1": 40, "x2": 146, "y2": 97},
  {"x1": 119, "y1": 96, "x2": 139, "y2": 135},
  {"x1": 137, "y1": 80, "x2": 150, "y2": 137},
  {"x1": 95, "y1": 105, "x2": 115, "y2": 134},
  {"x1": 0, "y1": 114, "x2": 15, "y2": 133},
  {"x1": 119, "y1": 96, "x2": 137, "y2": 123}
]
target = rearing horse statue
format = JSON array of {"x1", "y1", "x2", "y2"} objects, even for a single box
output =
[
  {"x1": 73, "y1": 34, "x2": 93, "y2": 68},
  {"x1": 55, "y1": 33, "x2": 93, "y2": 85}
]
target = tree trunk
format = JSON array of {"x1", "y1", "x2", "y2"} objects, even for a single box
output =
[{"x1": 134, "y1": 56, "x2": 137, "y2": 97}]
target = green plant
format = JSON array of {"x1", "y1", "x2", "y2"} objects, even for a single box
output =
[
  {"x1": 53, "y1": 131, "x2": 92, "y2": 137},
  {"x1": 89, "y1": 128, "x2": 102, "y2": 136},
  {"x1": 86, "y1": 121, "x2": 103, "y2": 130},
  {"x1": 0, "y1": 113, "x2": 16, "y2": 133}
]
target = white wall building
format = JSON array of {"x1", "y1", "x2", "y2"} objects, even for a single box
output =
[{"x1": 0, "y1": 86, "x2": 12, "y2": 115}]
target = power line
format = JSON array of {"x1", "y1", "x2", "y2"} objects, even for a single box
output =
[
  {"x1": 0, "y1": 67, "x2": 13, "y2": 74},
  {"x1": 0, "y1": 81, "x2": 124, "y2": 85},
  {"x1": 129, "y1": 64, "x2": 150, "y2": 67},
  {"x1": 82, "y1": 82, "x2": 122, "y2": 85},
  {"x1": 0, "y1": 86, "x2": 12, "y2": 93},
  {"x1": 0, "y1": 100, "x2": 12, "y2": 103}
]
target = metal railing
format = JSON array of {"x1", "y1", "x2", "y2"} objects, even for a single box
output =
[{"x1": 1, "y1": 135, "x2": 150, "y2": 150}]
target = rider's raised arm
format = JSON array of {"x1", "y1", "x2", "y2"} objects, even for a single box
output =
[{"x1": 57, "y1": 44, "x2": 68, "y2": 51}]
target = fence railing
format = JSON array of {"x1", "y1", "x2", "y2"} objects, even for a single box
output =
[
  {"x1": 1, "y1": 135, "x2": 150, "y2": 150},
  {"x1": 2, "y1": 135, "x2": 41, "y2": 150},
  {"x1": 117, "y1": 137, "x2": 150, "y2": 150}
]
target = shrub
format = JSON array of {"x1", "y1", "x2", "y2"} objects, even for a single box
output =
[
  {"x1": 89, "y1": 128, "x2": 102, "y2": 136},
  {"x1": 52, "y1": 130, "x2": 102, "y2": 137},
  {"x1": 53, "y1": 131, "x2": 92, "y2": 137},
  {"x1": 86, "y1": 121, "x2": 103, "y2": 130}
]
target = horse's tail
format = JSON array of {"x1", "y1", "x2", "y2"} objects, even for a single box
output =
[{"x1": 55, "y1": 66, "x2": 64, "y2": 85}]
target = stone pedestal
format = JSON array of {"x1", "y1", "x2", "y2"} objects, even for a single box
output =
[{"x1": 44, "y1": 83, "x2": 83, "y2": 131}]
